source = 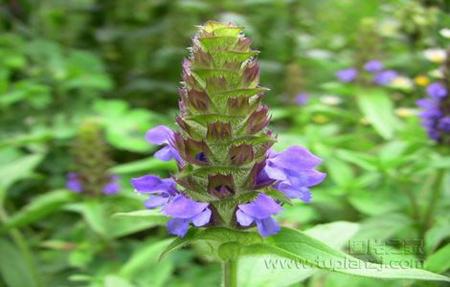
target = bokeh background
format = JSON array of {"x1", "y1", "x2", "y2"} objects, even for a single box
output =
[{"x1": 0, "y1": 0, "x2": 449, "y2": 286}]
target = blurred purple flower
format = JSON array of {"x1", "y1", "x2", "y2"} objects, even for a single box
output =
[
  {"x1": 364, "y1": 60, "x2": 383, "y2": 73},
  {"x1": 103, "y1": 175, "x2": 120, "y2": 195},
  {"x1": 66, "y1": 173, "x2": 82, "y2": 193},
  {"x1": 336, "y1": 68, "x2": 358, "y2": 82},
  {"x1": 236, "y1": 193, "x2": 282, "y2": 237},
  {"x1": 426, "y1": 82, "x2": 447, "y2": 99},
  {"x1": 416, "y1": 81, "x2": 449, "y2": 142},
  {"x1": 373, "y1": 70, "x2": 397, "y2": 86},
  {"x1": 438, "y1": 116, "x2": 450, "y2": 132},
  {"x1": 295, "y1": 93, "x2": 310, "y2": 106},
  {"x1": 146, "y1": 125, "x2": 183, "y2": 163}
]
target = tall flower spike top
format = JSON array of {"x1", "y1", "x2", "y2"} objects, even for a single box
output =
[{"x1": 131, "y1": 22, "x2": 326, "y2": 237}]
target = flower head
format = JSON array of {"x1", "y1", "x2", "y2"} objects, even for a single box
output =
[
  {"x1": 131, "y1": 22, "x2": 326, "y2": 237},
  {"x1": 336, "y1": 68, "x2": 358, "y2": 82}
]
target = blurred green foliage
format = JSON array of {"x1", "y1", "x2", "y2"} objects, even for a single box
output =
[{"x1": 0, "y1": 0, "x2": 449, "y2": 286}]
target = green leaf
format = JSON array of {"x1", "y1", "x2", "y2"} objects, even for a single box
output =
[
  {"x1": 1, "y1": 190, "x2": 75, "y2": 232},
  {"x1": 159, "y1": 227, "x2": 263, "y2": 261},
  {"x1": 241, "y1": 227, "x2": 449, "y2": 282},
  {"x1": 0, "y1": 151, "x2": 44, "y2": 202},
  {"x1": 238, "y1": 222, "x2": 359, "y2": 287},
  {"x1": 424, "y1": 244, "x2": 450, "y2": 273},
  {"x1": 0, "y1": 239, "x2": 38, "y2": 287},
  {"x1": 355, "y1": 89, "x2": 399, "y2": 140}
]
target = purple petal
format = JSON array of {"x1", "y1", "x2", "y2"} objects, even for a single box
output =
[
  {"x1": 236, "y1": 209, "x2": 254, "y2": 226},
  {"x1": 271, "y1": 146, "x2": 322, "y2": 169},
  {"x1": 154, "y1": 146, "x2": 176, "y2": 161},
  {"x1": 287, "y1": 170, "x2": 327, "y2": 187},
  {"x1": 275, "y1": 183, "x2": 312, "y2": 202},
  {"x1": 238, "y1": 194, "x2": 282, "y2": 220},
  {"x1": 162, "y1": 195, "x2": 208, "y2": 219},
  {"x1": 255, "y1": 217, "x2": 281, "y2": 237},
  {"x1": 131, "y1": 175, "x2": 176, "y2": 194},
  {"x1": 144, "y1": 195, "x2": 170, "y2": 209},
  {"x1": 426, "y1": 82, "x2": 447, "y2": 99},
  {"x1": 264, "y1": 163, "x2": 287, "y2": 181},
  {"x1": 192, "y1": 208, "x2": 212, "y2": 227},
  {"x1": 66, "y1": 173, "x2": 83, "y2": 193},
  {"x1": 167, "y1": 218, "x2": 190, "y2": 237},
  {"x1": 145, "y1": 125, "x2": 174, "y2": 145}
]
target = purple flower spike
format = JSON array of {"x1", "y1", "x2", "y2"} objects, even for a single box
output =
[
  {"x1": 336, "y1": 68, "x2": 358, "y2": 82},
  {"x1": 374, "y1": 70, "x2": 397, "y2": 86},
  {"x1": 146, "y1": 125, "x2": 183, "y2": 162},
  {"x1": 236, "y1": 193, "x2": 282, "y2": 237},
  {"x1": 102, "y1": 175, "x2": 120, "y2": 195},
  {"x1": 364, "y1": 60, "x2": 383, "y2": 73},
  {"x1": 439, "y1": 116, "x2": 450, "y2": 132},
  {"x1": 66, "y1": 173, "x2": 83, "y2": 193},
  {"x1": 295, "y1": 93, "x2": 309, "y2": 106},
  {"x1": 261, "y1": 146, "x2": 326, "y2": 202},
  {"x1": 416, "y1": 80, "x2": 449, "y2": 142},
  {"x1": 426, "y1": 82, "x2": 447, "y2": 100},
  {"x1": 131, "y1": 175, "x2": 178, "y2": 209},
  {"x1": 163, "y1": 195, "x2": 212, "y2": 237}
]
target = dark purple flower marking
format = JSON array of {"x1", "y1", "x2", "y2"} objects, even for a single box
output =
[
  {"x1": 336, "y1": 68, "x2": 358, "y2": 82},
  {"x1": 236, "y1": 193, "x2": 282, "y2": 237},
  {"x1": 146, "y1": 125, "x2": 183, "y2": 163}
]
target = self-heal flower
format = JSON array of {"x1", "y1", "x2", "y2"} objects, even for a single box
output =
[
  {"x1": 364, "y1": 60, "x2": 383, "y2": 72},
  {"x1": 336, "y1": 68, "x2": 358, "y2": 82},
  {"x1": 131, "y1": 22, "x2": 326, "y2": 238},
  {"x1": 146, "y1": 125, "x2": 182, "y2": 163},
  {"x1": 236, "y1": 194, "x2": 282, "y2": 237}
]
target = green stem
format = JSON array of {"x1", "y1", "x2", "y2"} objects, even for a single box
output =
[{"x1": 223, "y1": 259, "x2": 238, "y2": 287}]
